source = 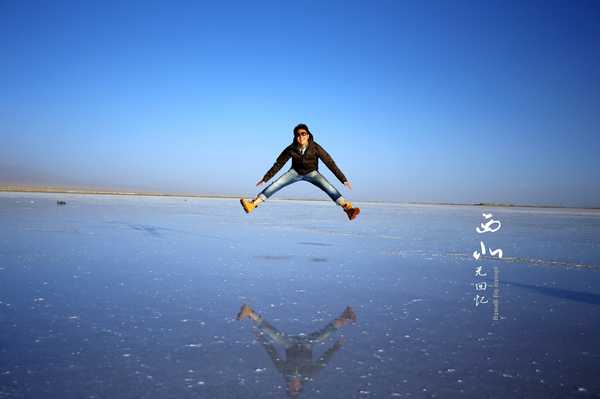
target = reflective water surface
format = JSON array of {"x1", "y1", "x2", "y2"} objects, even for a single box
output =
[{"x1": 1, "y1": 192, "x2": 600, "y2": 398}]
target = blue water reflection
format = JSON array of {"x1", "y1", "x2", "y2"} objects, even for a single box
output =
[
  {"x1": 1, "y1": 192, "x2": 599, "y2": 398},
  {"x1": 237, "y1": 304, "x2": 356, "y2": 397}
]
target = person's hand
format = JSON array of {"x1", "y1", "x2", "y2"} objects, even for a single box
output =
[
  {"x1": 256, "y1": 179, "x2": 266, "y2": 187},
  {"x1": 344, "y1": 181, "x2": 352, "y2": 190}
]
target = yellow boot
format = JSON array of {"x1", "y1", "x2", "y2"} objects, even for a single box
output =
[
  {"x1": 240, "y1": 198, "x2": 256, "y2": 214},
  {"x1": 334, "y1": 306, "x2": 357, "y2": 327},
  {"x1": 237, "y1": 304, "x2": 254, "y2": 320},
  {"x1": 342, "y1": 202, "x2": 360, "y2": 221}
]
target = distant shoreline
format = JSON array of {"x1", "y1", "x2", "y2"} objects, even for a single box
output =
[{"x1": 1, "y1": 185, "x2": 598, "y2": 210}]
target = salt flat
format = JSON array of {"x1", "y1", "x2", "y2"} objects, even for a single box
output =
[{"x1": 1, "y1": 192, "x2": 599, "y2": 398}]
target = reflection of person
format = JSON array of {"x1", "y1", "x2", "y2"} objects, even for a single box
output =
[
  {"x1": 237, "y1": 304, "x2": 357, "y2": 397},
  {"x1": 240, "y1": 123, "x2": 360, "y2": 221}
]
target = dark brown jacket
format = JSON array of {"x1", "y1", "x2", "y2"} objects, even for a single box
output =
[{"x1": 262, "y1": 141, "x2": 347, "y2": 183}]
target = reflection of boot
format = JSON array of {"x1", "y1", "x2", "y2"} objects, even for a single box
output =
[
  {"x1": 342, "y1": 202, "x2": 360, "y2": 221},
  {"x1": 335, "y1": 306, "x2": 357, "y2": 327},
  {"x1": 237, "y1": 304, "x2": 254, "y2": 320},
  {"x1": 240, "y1": 198, "x2": 256, "y2": 214}
]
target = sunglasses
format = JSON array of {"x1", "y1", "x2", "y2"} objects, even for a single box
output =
[{"x1": 295, "y1": 132, "x2": 309, "y2": 137}]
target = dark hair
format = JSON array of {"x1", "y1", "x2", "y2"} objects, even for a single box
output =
[{"x1": 292, "y1": 123, "x2": 313, "y2": 144}]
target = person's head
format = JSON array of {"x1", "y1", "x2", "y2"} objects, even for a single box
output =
[
  {"x1": 287, "y1": 376, "x2": 303, "y2": 397},
  {"x1": 293, "y1": 123, "x2": 313, "y2": 147}
]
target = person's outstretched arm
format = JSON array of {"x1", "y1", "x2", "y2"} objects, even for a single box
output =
[
  {"x1": 261, "y1": 147, "x2": 291, "y2": 183},
  {"x1": 315, "y1": 143, "x2": 348, "y2": 184},
  {"x1": 309, "y1": 338, "x2": 344, "y2": 376},
  {"x1": 254, "y1": 329, "x2": 285, "y2": 373}
]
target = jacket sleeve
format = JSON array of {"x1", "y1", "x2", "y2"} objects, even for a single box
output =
[
  {"x1": 307, "y1": 338, "x2": 343, "y2": 377},
  {"x1": 315, "y1": 143, "x2": 347, "y2": 183},
  {"x1": 262, "y1": 146, "x2": 291, "y2": 182},
  {"x1": 254, "y1": 329, "x2": 285, "y2": 373}
]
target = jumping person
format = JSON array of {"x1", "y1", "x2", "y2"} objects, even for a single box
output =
[
  {"x1": 237, "y1": 304, "x2": 357, "y2": 397},
  {"x1": 240, "y1": 123, "x2": 360, "y2": 220}
]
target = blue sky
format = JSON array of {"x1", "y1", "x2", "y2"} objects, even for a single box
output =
[{"x1": 1, "y1": 0, "x2": 599, "y2": 207}]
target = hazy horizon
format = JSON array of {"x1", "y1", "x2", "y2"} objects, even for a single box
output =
[{"x1": 3, "y1": 184, "x2": 600, "y2": 210}]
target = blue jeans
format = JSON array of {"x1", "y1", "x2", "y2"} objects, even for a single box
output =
[
  {"x1": 254, "y1": 316, "x2": 338, "y2": 348},
  {"x1": 258, "y1": 168, "x2": 343, "y2": 203}
]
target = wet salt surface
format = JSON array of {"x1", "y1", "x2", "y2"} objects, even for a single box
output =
[{"x1": 1, "y1": 192, "x2": 600, "y2": 398}]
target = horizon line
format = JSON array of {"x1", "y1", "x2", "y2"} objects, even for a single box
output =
[{"x1": 1, "y1": 184, "x2": 599, "y2": 211}]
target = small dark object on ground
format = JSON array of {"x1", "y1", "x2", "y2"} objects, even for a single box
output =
[{"x1": 56, "y1": 200, "x2": 67, "y2": 205}]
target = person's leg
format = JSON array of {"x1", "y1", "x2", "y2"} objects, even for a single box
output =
[
  {"x1": 303, "y1": 171, "x2": 348, "y2": 206},
  {"x1": 237, "y1": 304, "x2": 292, "y2": 347},
  {"x1": 305, "y1": 322, "x2": 338, "y2": 344},
  {"x1": 306, "y1": 306, "x2": 357, "y2": 344},
  {"x1": 254, "y1": 169, "x2": 300, "y2": 205},
  {"x1": 254, "y1": 316, "x2": 293, "y2": 349},
  {"x1": 303, "y1": 171, "x2": 360, "y2": 220}
]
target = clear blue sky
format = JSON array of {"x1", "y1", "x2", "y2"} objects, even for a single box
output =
[{"x1": 1, "y1": 0, "x2": 599, "y2": 207}]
